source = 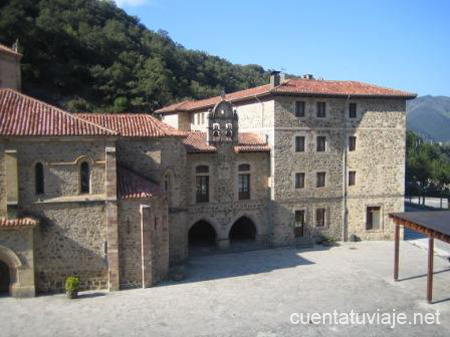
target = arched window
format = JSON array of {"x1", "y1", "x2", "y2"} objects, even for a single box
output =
[
  {"x1": 238, "y1": 164, "x2": 251, "y2": 200},
  {"x1": 196, "y1": 165, "x2": 209, "y2": 203},
  {"x1": 80, "y1": 161, "x2": 90, "y2": 194},
  {"x1": 35, "y1": 163, "x2": 44, "y2": 195}
]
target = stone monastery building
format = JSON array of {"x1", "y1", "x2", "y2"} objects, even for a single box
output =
[{"x1": 0, "y1": 44, "x2": 416, "y2": 297}]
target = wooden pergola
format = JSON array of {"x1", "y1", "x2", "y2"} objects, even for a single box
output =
[{"x1": 389, "y1": 211, "x2": 450, "y2": 303}]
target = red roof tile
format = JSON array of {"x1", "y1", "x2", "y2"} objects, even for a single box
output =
[
  {"x1": 118, "y1": 166, "x2": 162, "y2": 200},
  {"x1": 0, "y1": 43, "x2": 22, "y2": 58},
  {"x1": 235, "y1": 133, "x2": 271, "y2": 153},
  {"x1": 183, "y1": 131, "x2": 270, "y2": 153},
  {"x1": 0, "y1": 89, "x2": 117, "y2": 137},
  {"x1": 77, "y1": 113, "x2": 186, "y2": 138},
  {"x1": 183, "y1": 131, "x2": 217, "y2": 153},
  {"x1": 156, "y1": 79, "x2": 416, "y2": 114},
  {"x1": 156, "y1": 85, "x2": 271, "y2": 114},
  {"x1": 0, "y1": 217, "x2": 38, "y2": 228}
]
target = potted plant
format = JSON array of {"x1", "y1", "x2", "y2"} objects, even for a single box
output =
[{"x1": 65, "y1": 276, "x2": 80, "y2": 299}]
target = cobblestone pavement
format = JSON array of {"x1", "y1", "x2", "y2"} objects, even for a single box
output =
[{"x1": 1, "y1": 241, "x2": 449, "y2": 337}]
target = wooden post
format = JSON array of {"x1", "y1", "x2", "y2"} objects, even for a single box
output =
[
  {"x1": 394, "y1": 223, "x2": 400, "y2": 281},
  {"x1": 427, "y1": 236, "x2": 434, "y2": 303}
]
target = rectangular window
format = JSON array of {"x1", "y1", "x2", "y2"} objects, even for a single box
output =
[
  {"x1": 316, "y1": 208, "x2": 326, "y2": 227},
  {"x1": 317, "y1": 102, "x2": 326, "y2": 118},
  {"x1": 366, "y1": 206, "x2": 381, "y2": 230},
  {"x1": 348, "y1": 136, "x2": 356, "y2": 152},
  {"x1": 238, "y1": 174, "x2": 250, "y2": 200},
  {"x1": 295, "y1": 101, "x2": 305, "y2": 117},
  {"x1": 349, "y1": 103, "x2": 357, "y2": 119},
  {"x1": 348, "y1": 171, "x2": 356, "y2": 186},
  {"x1": 316, "y1": 172, "x2": 326, "y2": 188},
  {"x1": 295, "y1": 136, "x2": 305, "y2": 152},
  {"x1": 196, "y1": 176, "x2": 209, "y2": 203},
  {"x1": 316, "y1": 136, "x2": 326, "y2": 152},
  {"x1": 294, "y1": 210, "x2": 305, "y2": 237},
  {"x1": 295, "y1": 173, "x2": 305, "y2": 189}
]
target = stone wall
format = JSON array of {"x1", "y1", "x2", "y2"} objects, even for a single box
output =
[
  {"x1": 345, "y1": 99, "x2": 406, "y2": 239},
  {"x1": 0, "y1": 227, "x2": 36, "y2": 296},
  {"x1": 178, "y1": 149, "x2": 270, "y2": 257},
  {"x1": 3, "y1": 138, "x2": 110, "y2": 292},
  {"x1": 0, "y1": 52, "x2": 21, "y2": 90},
  {"x1": 31, "y1": 201, "x2": 108, "y2": 292},
  {"x1": 272, "y1": 96, "x2": 406, "y2": 244},
  {"x1": 118, "y1": 197, "x2": 169, "y2": 289},
  {"x1": 116, "y1": 137, "x2": 189, "y2": 265},
  {"x1": 8, "y1": 139, "x2": 107, "y2": 204}
]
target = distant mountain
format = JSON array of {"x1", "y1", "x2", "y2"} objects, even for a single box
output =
[{"x1": 407, "y1": 95, "x2": 450, "y2": 142}]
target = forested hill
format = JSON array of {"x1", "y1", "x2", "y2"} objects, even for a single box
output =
[{"x1": 0, "y1": 0, "x2": 271, "y2": 113}]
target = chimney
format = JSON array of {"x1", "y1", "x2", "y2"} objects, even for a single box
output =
[
  {"x1": 270, "y1": 71, "x2": 281, "y2": 88},
  {"x1": 302, "y1": 74, "x2": 315, "y2": 80}
]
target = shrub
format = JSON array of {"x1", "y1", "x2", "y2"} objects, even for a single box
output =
[{"x1": 65, "y1": 276, "x2": 80, "y2": 293}]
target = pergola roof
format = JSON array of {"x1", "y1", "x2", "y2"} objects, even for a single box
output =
[{"x1": 389, "y1": 211, "x2": 450, "y2": 243}]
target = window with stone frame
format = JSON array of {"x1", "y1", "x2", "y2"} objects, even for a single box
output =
[
  {"x1": 295, "y1": 101, "x2": 306, "y2": 118},
  {"x1": 316, "y1": 208, "x2": 326, "y2": 227},
  {"x1": 349, "y1": 103, "x2": 357, "y2": 119},
  {"x1": 366, "y1": 206, "x2": 381, "y2": 230},
  {"x1": 80, "y1": 161, "x2": 90, "y2": 194},
  {"x1": 348, "y1": 171, "x2": 356, "y2": 186},
  {"x1": 295, "y1": 172, "x2": 305, "y2": 189},
  {"x1": 295, "y1": 136, "x2": 305, "y2": 152},
  {"x1": 316, "y1": 172, "x2": 326, "y2": 188},
  {"x1": 349, "y1": 136, "x2": 357, "y2": 152},
  {"x1": 316, "y1": 136, "x2": 326, "y2": 152},
  {"x1": 294, "y1": 210, "x2": 305, "y2": 237},
  {"x1": 35, "y1": 162, "x2": 44, "y2": 195},
  {"x1": 316, "y1": 102, "x2": 326, "y2": 118},
  {"x1": 196, "y1": 165, "x2": 209, "y2": 203},
  {"x1": 238, "y1": 164, "x2": 251, "y2": 200}
]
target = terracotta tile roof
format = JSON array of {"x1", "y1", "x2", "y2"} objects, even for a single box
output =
[
  {"x1": 156, "y1": 84, "x2": 271, "y2": 114},
  {"x1": 235, "y1": 133, "x2": 271, "y2": 153},
  {"x1": 183, "y1": 131, "x2": 217, "y2": 153},
  {"x1": 0, "y1": 89, "x2": 117, "y2": 137},
  {"x1": 272, "y1": 79, "x2": 417, "y2": 98},
  {"x1": 0, "y1": 217, "x2": 38, "y2": 228},
  {"x1": 77, "y1": 113, "x2": 186, "y2": 138},
  {"x1": 117, "y1": 166, "x2": 162, "y2": 200},
  {"x1": 183, "y1": 131, "x2": 270, "y2": 153},
  {"x1": 156, "y1": 79, "x2": 416, "y2": 114},
  {"x1": 0, "y1": 43, "x2": 22, "y2": 58}
]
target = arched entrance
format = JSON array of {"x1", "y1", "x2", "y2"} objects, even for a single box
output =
[
  {"x1": 189, "y1": 220, "x2": 217, "y2": 256},
  {"x1": 0, "y1": 260, "x2": 10, "y2": 295},
  {"x1": 229, "y1": 216, "x2": 257, "y2": 245}
]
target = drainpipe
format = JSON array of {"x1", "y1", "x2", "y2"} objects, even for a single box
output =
[{"x1": 342, "y1": 95, "x2": 350, "y2": 241}]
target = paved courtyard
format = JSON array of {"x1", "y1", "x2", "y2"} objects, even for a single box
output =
[{"x1": 1, "y1": 241, "x2": 450, "y2": 337}]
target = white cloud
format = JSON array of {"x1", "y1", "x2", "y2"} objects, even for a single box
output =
[{"x1": 115, "y1": 0, "x2": 149, "y2": 7}]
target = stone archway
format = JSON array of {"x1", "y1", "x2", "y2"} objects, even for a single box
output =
[
  {"x1": 229, "y1": 216, "x2": 257, "y2": 245},
  {"x1": 0, "y1": 244, "x2": 35, "y2": 297},
  {"x1": 188, "y1": 220, "x2": 218, "y2": 256},
  {"x1": 0, "y1": 245, "x2": 21, "y2": 297},
  {"x1": 0, "y1": 260, "x2": 11, "y2": 294}
]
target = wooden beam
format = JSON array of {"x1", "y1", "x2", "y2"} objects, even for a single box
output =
[
  {"x1": 394, "y1": 223, "x2": 400, "y2": 281},
  {"x1": 427, "y1": 236, "x2": 434, "y2": 304}
]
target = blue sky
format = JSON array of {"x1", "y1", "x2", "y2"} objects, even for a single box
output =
[{"x1": 116, "y1": 0, "x2": 449, "y2": 96}]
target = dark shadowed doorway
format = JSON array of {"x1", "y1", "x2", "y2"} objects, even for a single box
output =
[
  {"x1": 189, "y1": 220, "x2": 217, "y2": 256},
  {"x1": 229, "y1": 216, "x2": 257, "y2": 246},
  {"x1": 0, "y1": 260, "x2": 10, "y2": 295}
]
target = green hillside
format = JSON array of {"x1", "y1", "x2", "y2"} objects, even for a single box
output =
[
  {"x1": 0, "y1": 0, "x2": 271, "y2": 113},
  {"x1": 407, "y1": 95, "x2": 450, "y2": 142}
]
